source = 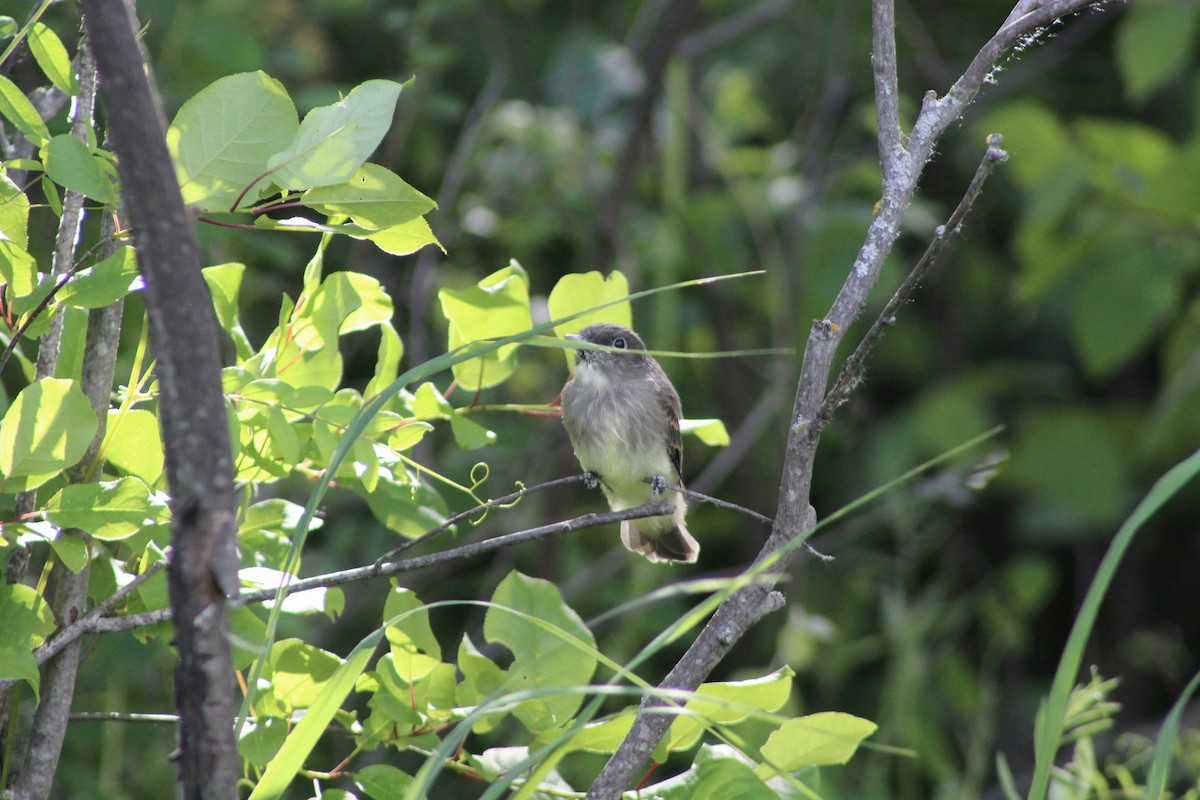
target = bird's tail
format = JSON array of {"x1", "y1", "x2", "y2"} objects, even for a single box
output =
[{"x1": 621, "y1": 499, "x2": 698, "y2": 564}]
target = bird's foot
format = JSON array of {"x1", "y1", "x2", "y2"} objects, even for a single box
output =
[{"x1": 583, "y1": 471, "x2": 601, "y2": 490}]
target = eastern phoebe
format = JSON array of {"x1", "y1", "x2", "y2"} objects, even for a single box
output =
[{"x1": 560, "y1": 323, "x2": 699, "y2": 563}]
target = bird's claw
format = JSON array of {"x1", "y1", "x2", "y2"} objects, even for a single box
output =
[
  {"x1": 649, "y1": 475, "x2": 668, "y2": 495},
  {"x1": 583, "y1": 471, "x2": 600, "y2": 490}
]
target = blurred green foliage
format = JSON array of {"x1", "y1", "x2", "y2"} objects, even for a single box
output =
[{"x1": 7, "y1": 0, "x2": 1200, "y2": 797}]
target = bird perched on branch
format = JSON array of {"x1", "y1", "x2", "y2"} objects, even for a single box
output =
[{"x1": 560, "y1": 323, "x2": 698, "y2": 564}]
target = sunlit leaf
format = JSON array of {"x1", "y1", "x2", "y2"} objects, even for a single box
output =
[
  {"x1": 202, "y1": 262, "x2": 255, "y2": 360},
  {"x1": 757, "y1": 711, "x2": 877, "y2": 775},
  {"x1": 681, "y1": 418, "x2": 730, "y2": 447},
  {"x1": 0, "y1": 378, "x2": 99, "y2": 491},
  {"x1": 549, "y1": 271, "x2": 632, "y2": 368},
  {"x1": 57, "y1": 246, "x2": 140, "y2": 308},
  {"x1": 49, "y1": 530, "x2": 89, "y2": 573},
  {"x1": 438, "y1": 260, "x2": 532, "y2": 390},
  {"x1": 28, "y1": 23, "x2": 80, "y2": 96},
  {"x1": 383, "y1": 586, "x2": 441, "y2": 682},
  {"x1": 0, "y1": 584, "x2": 57, "y2": 647},
  {"x1": 103, "y1": 409, "x2": 165, "y2": 484},
  {"x1": 267, "y1": 79, "x2": 403, "y2": 190},
  {"x1": 0, "y1": 74, "x2": 50, "y2": 146},
  {"x1": 302, "y1": 162, "x2": 435, "y2": 229},
  {"x1": 0, "y1": 171, "x2": 30, "y2": 249},
  {"x1": 667, "y1": 666, "x2": 795, "y2": 751},
  {"x1": 483, "y1": 571, "x2": 598, "y2": 733},
  {"x1": 363, "y1": 216, "x2": 443, "y2": 256},
  {"x1": 168, "y1": 71, "x2": 298, "y2": 211},
  {"x1": 41, "y1": 135, "x2": 118, "y2": 204},
  {"x1": 44, "y1": 477, "x2": 160, "y2": 541}
]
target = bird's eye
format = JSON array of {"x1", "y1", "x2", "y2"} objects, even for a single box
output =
[{"x1": 612, "y1": 337, "x2": 627, "y2": 349}]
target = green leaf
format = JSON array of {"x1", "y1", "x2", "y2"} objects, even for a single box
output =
[
  {"x1": 49, "y1": 530, "x2": 89, "y2": 573},
  {"x1": 549, "y1": 271, "x2": 632, "y2": 367},
  {"x1": 383, "y1": 586, "x2": 441, "y2": 682},
  {"x1": 387, "y1": 421, "x2": 432, "y2": 452},
  {"x1": 483, "y1": 571, "x2": 598, "y2": 733},
  {"x1": 168, "y1": 71, "x2": 298, "y2": 211},
  {"x1": 667, "y1": 666, "x2": 795, "y2": 751},
  {"x1": 57, "y1": 246, "x2": 140, "y2": 308},
  {"x1": 456, "y1": 633, "x2": 509, "y2": 735},
  {"x1": 354, "y1": 764, "x2": 413, "y2": 800},
  {"x1": 302, "y1": 163, "x2": 435, "y2": 229},
  {"x1": 694, "y1": 757, "x2": 779, "y2": 800},
  {"x1": 0, "y1": 646, "x2": 41, "y2": 701},
  {"x1": 1006, "y1": 408, "x2": 1130, "y2": 529},
  {"x1": 0, "y1": 171, "x2": 30, "y2": 249},
  {"x1": 267, "y1": 639, "x2": 343, "y2": 711},
  {"x1": 0, "y1": 584, "x2": 57, "y2": 647},
  {"x1": 132, "y1": 542, "x2": 170, "y2": 616},
  {"x1": 42, "y1": 135, "x2": 117, "y2": 204},
  {"x1": 363, "y1": 216, "x2": 443, "y2": 256},
  {"x1": 29, "y1": 23, "x2": 80, "y2": 96},
  {"x1": 757, "y1": 711, "x2": 877, "y2": 775},
  {"x1": 438, "y1": 260, "x2": 532, "y2": 390},
  {"x1": 1070, "y1": 233, "x2": 1181, "y2": 379},
  {"x1": 230, "y1": 606, "x2": 269, "y2": 670},
  {"x1": 681, "y1": 418, "x2": 730, "y2": 446},
  {"x1": 0, "y1": 240, "x2": 37, "y2": 299},
  {"x1": 0, "y1": 378, "x2": 99, "y2": 491},
  {"x1": 44, "y1": 477, "x2": 158, "y2": 540},
  {"x1": 237, "y1": 716, "x2": 289, "y2": 768},
  {"x1": 322, "y1": 270, "x2": 394, "y2": 334},
  {"x1": 103, "y1": 409, "x2": 165, "y2": 484},
  {"x1": 365, "y1": 323, "x2": 403, "y2": 400},
  {"x1": 360, "y1": 474, "x2": 448, "y2": 538},
  {"x1": 266, "y1": 79, "x2": 403, "y2": 190},
  {"x1": 448, "y1": 414, "x2": 496, "y2": 450},
  {"x1": 0, "y1": 74, "x2": 51, "y2": 146},
  {"x1": 248, "y1": 626, "x2": 384, "y2": 800},
  {"x1": 202, "y1": 262, "x2": 255, "y2": 360},
  {"x1": 1116, "y1": 0, "x2": 1197, "y2": 102}
]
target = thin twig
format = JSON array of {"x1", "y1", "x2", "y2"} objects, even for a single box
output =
[
  {"x1": 69, "y1": 712, "x2": 178, "y2": 724},
  {"x1": 645, "y1": 480, "x2": 834, "y2": 561},
  {"x1": 19, "y1": 502, "x2": 677, "y2": 649},
  {"x1": 375, "y1": 474, "x2": 588, "y2": 564},
  {"x1": 814, "y1": 134, "x2": 1009, "y2": 432}
]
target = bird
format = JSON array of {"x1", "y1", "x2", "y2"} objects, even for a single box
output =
[{"x1": 559, "y1": 323, "x2": 699, "y2": 563}]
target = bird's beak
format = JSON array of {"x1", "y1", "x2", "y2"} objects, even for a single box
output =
[{"x1": 564, "y1": 333, "x2": 580, "y2": 341}]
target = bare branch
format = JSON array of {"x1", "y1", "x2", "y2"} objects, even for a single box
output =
[
  {"x1": 81, "y1": 2, "x2": 240, "y2": 795},
  {"x1": 7, "y1": 44, "x2": 105, "y2": 800},
  {"x1": 910, "y1": 0, "x2": 1106, "y2": 163},
  {"x1": 18, "y1": 502, "x2": 679, "y2": 653},
  {"x1": 872, "y1": 0, "x2": 904, "y2": 180},
  {"x1": 816, "y1": 135, "x2": 1009, "y2": 434},
  {"x1": 584, "y1": 3, "x2": 1111, "y2": 795}
]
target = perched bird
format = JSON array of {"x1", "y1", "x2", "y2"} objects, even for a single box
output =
[{"x1": 560, "y1": 323, "x2": 698, "y2": 563}]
